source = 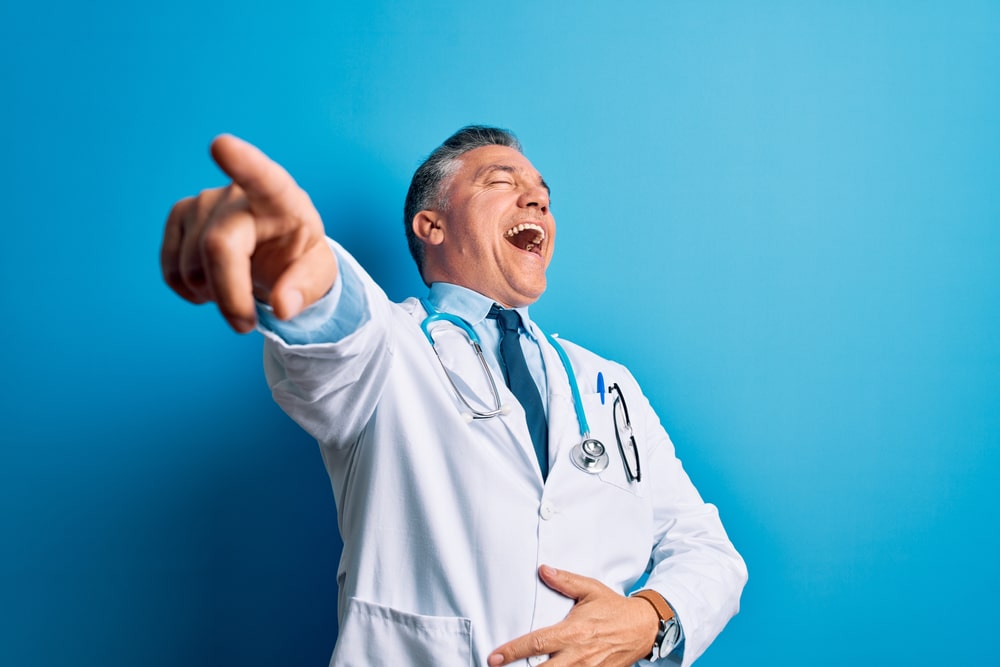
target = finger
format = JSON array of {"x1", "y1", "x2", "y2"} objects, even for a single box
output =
[
  {"x1": 538, "y1": 565, "x2": 606, "y2": 601},
  {"x1": 200, "y1": 207, "x2": 259, "y2": 332},
  {"x1": 161, "y1": 196, "x2": 201, "y2": 303},
  {"x1": 177, "y1": 188, "x2": 227, "y2": 303},
  {"x1": 210, "y1": 134, "x2": 298, "y2": 213},
  {"x1": 267, "y1": 240, "x2": 338, "y2": 320},
  {"x1": 488, "y1": 626, "x2": 564, "y2": 666}
]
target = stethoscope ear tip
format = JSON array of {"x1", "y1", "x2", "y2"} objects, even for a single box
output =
[
  {"x1": 500, "y1": 404, "x2": 513, "y2": 416},
  {"x1": 461, "y1": 412, "x2": 474, "y2": 423}
]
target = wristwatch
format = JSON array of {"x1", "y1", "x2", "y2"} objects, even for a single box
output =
[{"x1": 632, "y1": 589, "x2": 681, "y2": 662}]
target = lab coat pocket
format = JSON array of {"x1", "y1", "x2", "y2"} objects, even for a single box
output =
[
  {"x1": 581, "y1": 393, "x2": 643, "y2": 496},
  {"x1": 330, "y1": 597, "x2": 474, "y2": 667}
]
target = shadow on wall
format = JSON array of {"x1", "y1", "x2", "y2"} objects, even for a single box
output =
[
  {"x1": 165, "y1": 404, "x2": 343, "y2": 665},
  {"x1": 147, "y1": 398, "x2": 343, "y2": 666},
  {"x1": 8, "y1": 386, "x2": 345, "y2": 667}
]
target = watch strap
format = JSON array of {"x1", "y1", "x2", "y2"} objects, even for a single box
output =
[
  {"x1": 633, "y1": 589, "x2": 679, "y2": 662},
  {"x1": 632, "y1": 589, "x2": 674, "y2": 623}
]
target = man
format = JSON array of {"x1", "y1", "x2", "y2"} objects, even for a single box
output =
[{"x1": 161, "y1": 126, "x2": 747, "y2": 666}]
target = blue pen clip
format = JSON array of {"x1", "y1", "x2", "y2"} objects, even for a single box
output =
[{"x1": 597, "y1": 372, "x2": 605, "y2": 405}]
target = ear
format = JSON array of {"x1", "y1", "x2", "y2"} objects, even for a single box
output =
[{"x1": 412, "y1": 210, "x2": 445, "y2": 246}]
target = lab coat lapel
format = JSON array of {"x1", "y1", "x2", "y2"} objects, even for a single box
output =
[
  {"x1": 480, "y1": 315, "x2": 548, "y2": 484},
  {"x1": 498, "y1": 385, "x2": 546, "y2": 485},
  {"x1": 429, "y1": 325, "x2": 505, "y2": 417},
  {"x1": 419, "y1": 302, "x2": 544, "y2": 484}
]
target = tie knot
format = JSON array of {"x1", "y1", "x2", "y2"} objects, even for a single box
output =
[{"x1": 488, "y1": 304, "x2": 522, "y2": 332}]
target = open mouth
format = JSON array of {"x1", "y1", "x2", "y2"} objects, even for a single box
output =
[{"x1": 504, "y1": 223, "x2": 546, "y2": 254}]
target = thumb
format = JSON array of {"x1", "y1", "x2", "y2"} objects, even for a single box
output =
[
  {"x1": 538, "y1": 565, "x2": 606, "y2": 601},
  {"x1": 210, "y1": 134, "x2": 299, "y2": 211}
]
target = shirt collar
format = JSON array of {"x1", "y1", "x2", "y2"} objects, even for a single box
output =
[{"x1": 427, "y1": 282, "x2": 539, "y2": 339}]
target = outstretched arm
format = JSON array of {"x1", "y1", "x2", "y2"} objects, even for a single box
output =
[{"x1": 160, "y1": 134, "x2": 337, "y2": 332}]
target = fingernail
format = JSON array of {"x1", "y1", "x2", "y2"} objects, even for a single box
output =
[
  {"x1": 487, "y1": 654, "x2": 504, "y2": 666},
  {"x1": 540, "y1": 565, "x2": 557, "y2": 577}
]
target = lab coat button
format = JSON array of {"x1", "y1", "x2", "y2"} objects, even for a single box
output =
[{"x1": 539, "y1": 502, "x2": 556, "y2": 520}]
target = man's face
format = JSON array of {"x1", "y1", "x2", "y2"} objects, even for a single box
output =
[{"x1": 421, "y1": 145, "x2": 555, "y2": 308}]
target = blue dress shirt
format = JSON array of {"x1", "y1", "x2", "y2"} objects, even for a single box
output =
[{"x1": 257, "y1": 246, "x2": 550, "y2": 415}]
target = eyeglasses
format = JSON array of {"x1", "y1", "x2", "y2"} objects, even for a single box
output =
[{"x1": 609, "y1": 383, "x2": 641, "y2": 483}]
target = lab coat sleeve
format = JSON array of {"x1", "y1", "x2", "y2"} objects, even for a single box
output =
[
  {"x1": 630, "y1": 370, "x2": 748, "y2": 666},
  {"x1": 259, "y1": 238, "x2": 397, "y2": 449}
]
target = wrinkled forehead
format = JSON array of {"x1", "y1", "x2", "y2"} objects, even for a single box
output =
[{"x1": 452, "y1": 145, "x2": 550, "y2": 193}]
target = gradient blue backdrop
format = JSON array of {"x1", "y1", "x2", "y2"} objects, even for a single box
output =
[{"x1": 3, "y1": 2, "x2": 998, "y2": 665}]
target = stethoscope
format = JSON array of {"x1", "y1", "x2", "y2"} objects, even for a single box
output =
[{"x1": 420, "y1": 299, "x2": 614, "y2": 476}]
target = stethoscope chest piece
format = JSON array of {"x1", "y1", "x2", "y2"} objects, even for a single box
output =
[{"x1": 570, "y1": 438, "x2": 609, "y2": 474}]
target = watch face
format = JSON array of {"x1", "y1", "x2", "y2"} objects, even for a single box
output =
[
  {"x1": 652, "y1": 618, "x2": 680, "y2": 660},
  {"x1": 667, "y1": 619, "x2": 681, "y2": 645}
]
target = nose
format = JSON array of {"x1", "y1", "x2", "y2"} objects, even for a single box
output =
[{"x1": 518, "y1": 184, "x2": 550, "y2": 214}]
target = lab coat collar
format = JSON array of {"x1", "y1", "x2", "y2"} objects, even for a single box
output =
[{"x1": 426, "y1": 283, "x2": 540, "y2": 342}]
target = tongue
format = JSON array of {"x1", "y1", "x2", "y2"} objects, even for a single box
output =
[{"x1": 507, "y1": 229, "x2": 537, "y2": 251}]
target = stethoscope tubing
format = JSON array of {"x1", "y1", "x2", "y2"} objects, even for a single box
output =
[
  {"x1": 418, "y1": 299, "x2": 636, "y2": 479},
  {"x1": 420, "y1": 305, "x2": 505, "y2": 419}
]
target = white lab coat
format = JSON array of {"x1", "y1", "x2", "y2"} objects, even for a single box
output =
[{"x1": 262, "y1": 244, "x2": 746, "y2": 666}]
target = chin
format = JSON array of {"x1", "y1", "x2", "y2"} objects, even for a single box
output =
[{"x1": 510, "y1": 283, "x2": 546, "y2": 307}]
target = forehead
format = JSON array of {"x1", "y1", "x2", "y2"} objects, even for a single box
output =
[{"x1": 455, "y1": 145, "x2": 546, "y2": 186}]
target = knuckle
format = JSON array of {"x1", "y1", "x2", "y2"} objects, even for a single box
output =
[
  {"x1": 196, "y1": 186, "x2": 223, "y2": 200},
  {"x1": 200, "y1": 224, "x2": 235, "y2": 257},
  {"x1": 168, "y1": 196, "x2": 193, "y2": 219},
  {"x1": 192, "y1": 191, "x2": 215, "y2": 219},
  {"x1": 222, "y1": 182, "x2": 246, "y2": 203}
]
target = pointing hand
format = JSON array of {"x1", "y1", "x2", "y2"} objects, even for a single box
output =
[{"x1": 160, "y1": 135, "x2": 337, "y2": 332}]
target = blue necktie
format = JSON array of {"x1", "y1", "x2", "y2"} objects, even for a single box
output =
[{"x1": 489, "y1": 305, "x2": 549, "y2": 479}]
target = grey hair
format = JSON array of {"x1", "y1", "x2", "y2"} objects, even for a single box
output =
[{"x1": 404, "y1": 125, "x2": 522, "y2": 283}]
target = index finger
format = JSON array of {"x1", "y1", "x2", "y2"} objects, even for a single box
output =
[
  {"x1": 209, "y1": 134, "x2": 297, "y2": 212},
  {"x1": 488, "y1": 626, "x2": 563, "y2": 666}
]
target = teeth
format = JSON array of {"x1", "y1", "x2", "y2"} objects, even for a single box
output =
[{"x1": 504, "y1": 223, "x2": 546, "y2": 242}]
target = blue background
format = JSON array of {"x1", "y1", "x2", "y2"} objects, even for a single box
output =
[{"x1": 3, "y1": 2, "x2": 998, "y2": 665}]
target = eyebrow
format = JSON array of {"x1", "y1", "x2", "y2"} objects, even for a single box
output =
[{"x1": 477, "y1": 164, "x2": 551, "y2": 195}]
